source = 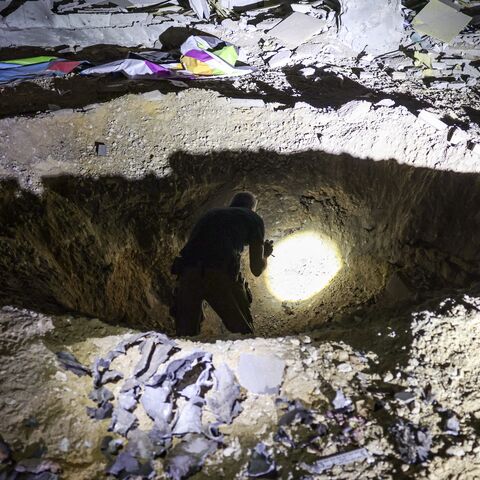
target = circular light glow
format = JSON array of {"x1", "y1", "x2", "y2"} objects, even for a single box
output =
[{"x1": 266, "y1": 231, "x2": 342, "y2": 302}]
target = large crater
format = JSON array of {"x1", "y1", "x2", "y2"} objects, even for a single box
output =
[{"x1": 1, "y1": 149, "x2": 479, "y2": 336}]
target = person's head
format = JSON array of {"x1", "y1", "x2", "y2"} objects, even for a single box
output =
[{"x1": 229, "y1": 191, "x2": 258, "y2": 211}]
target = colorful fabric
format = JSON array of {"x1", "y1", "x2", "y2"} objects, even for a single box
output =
[
  {"x1": 179, "y1": 36, "x2": 254, "y2": 77},
  {"x1": 2, "y1": 56, "x2": 58, "y2": 66},
  {"x1": 48, "y1": 60, "x2": 83, "y2": 73},
  {"x1": 80, "y1": 59, "x2": 172, "y2": 78},
  {"x1": 0, "y1": 57, "x2": 85, "y2": 84}
]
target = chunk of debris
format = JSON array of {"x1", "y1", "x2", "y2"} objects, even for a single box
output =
[
  {"x1": 412, "y1": 0, "x2": 471, "y2": 44},
  {"x1": 417, "y1": 110, "x2": 448, "y2": 130},
  {"x1": 443, "y1": 412, "x2": 460, "y2": 436},
  {"x1": 56, "y1": 351, "x2": 91, "y2": 377},
  {"x1": 300, "y1": 448, "x2": 370, "y2": 474},
  {"x1": 389, "y1": 420, "x2": 432, "y2": 464},
  {"x1": 247, "y1": 442, "x2": 277, "y2": 477},
  {"x1": 268, "y1": 50, "x2": 292, "y2": 69},
  {"x1": 141, "y1": 90, "x2": 166, "y2": 101},
  {"x1": 375, "y1": 99, "x2": 395, "y2": 107},
  {"x1": 338, "y1": 0, "x2": 404, "y2": 54},
  {"x1": 237, "y1": 353, "x2": 285, "y2": 395},
  {"x1": 268, "y1": 12, "x2": 325, "y2": 49},
  {"x1": 229, "y1": 98, "x2": 266, "y2": 108},
  {"x1": 394, "y1": 391, "x2": 415, "y2": 404},
  {"x1": 337, "y1": 100, "x2": 371, "y2": 123},
  {"x1": 332, "y1": 389, "x2": 352, "y2": 410},
  {"x1": 95, "y1": 142, "x2": 108, "y2": 156}
]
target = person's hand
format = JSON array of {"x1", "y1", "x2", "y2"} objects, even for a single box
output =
[{"x1": 264, "y1": 239, "x2": 274, "y2": 258}]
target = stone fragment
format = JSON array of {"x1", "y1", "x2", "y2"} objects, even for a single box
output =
[
  {"x1": 377, "y1": 96, "x2": 399, "y2": 111},
  {"x1": 337, "y1": 100, "x2": 371, "y2": 123},
  {"x1": 141, "y1": 90, "x2": 165, "y2": 101},
  {"x1": 291, "y1": 2, "x2": 312, "y2": 13},
  {"x1": 268, "y1": 50, "x2": 291, "y2": 69},
  {"x1": 229, "y1": 98, "x2": 265, "y2": 108},
  {"x1": 446, "y1": 445, "x2": 465, "y2": 457},
  {"x1": 268, "y1": 13, "x2": 325, "y2": 48},
  {"x1": 394, "y1": 391, "x2": 415, "y2": 404},
  {"x1": 417, "y1": 110, "x2": 448, "y2": 130}
]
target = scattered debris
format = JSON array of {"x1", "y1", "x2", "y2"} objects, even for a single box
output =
[{"x1": 390, "y1": 420, "x2": 432, "y2": 464}]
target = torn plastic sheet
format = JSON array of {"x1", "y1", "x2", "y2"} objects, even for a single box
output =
[
  {"x1": 110, "y1": 407, "x2": 138, "y2": 436},
  {"x1": 300, "y1": 447, "x2": 370, "y2": 474},
  {"x1": 172, "y1": 397, "x2": 205, "y2": 435},
  {"x1": 56, "y1": 351, "x2": 91, "y2": 377},
  {"x1": 85, "y1": 335, "x2": 243, "y2": 479},
  {"x1": 247, "y1": 442, "x2": 277, "y2": 478},
  {"x1": 106, "y1": 450, "x2": 154, "y2": 478},
  {"x1": 87, "y1": 402, "x2": 113, "y2": 420},
  {"x1": 165, "y1": 434, "x2": 218, "y2": 480},
  {"x1": 206, "y1": 363, "x2": 242, "y2": 424},
  {"x1": 89, "y1": 386, "x2": 114, "y2": 404},
  {"x1": 80, "y1": 58, "x2": 173, "y2": 78}
]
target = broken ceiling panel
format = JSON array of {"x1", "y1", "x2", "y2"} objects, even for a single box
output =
[{"x1": 413, "y1": 0, "x2": 472, "y2": 43}]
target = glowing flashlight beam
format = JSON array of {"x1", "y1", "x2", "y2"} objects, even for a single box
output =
[{"x1": 266, "y1": 231, "x2": 342, "y2": 302}]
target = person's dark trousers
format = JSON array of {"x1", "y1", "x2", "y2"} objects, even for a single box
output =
[{"x1": 173, "y1": 266, "x2": 255, "y2": 336}]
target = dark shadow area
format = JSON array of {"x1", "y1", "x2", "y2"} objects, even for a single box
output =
[{"x1": 1, "y1": 149, "x2": 480, "y2": 356}]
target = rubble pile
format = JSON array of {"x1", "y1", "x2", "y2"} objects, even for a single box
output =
[{"x1": 2, "y1": 290, "x2": 480, "y2": 478}]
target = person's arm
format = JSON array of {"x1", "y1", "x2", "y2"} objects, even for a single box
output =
[{"x1": 249, "y1": 240, "x2": 273, "y2": 277}]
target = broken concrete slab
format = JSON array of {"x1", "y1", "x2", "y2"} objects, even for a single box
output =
[
  {"x1": 267, "y1": 12, "x2": 325, "y2": 49},
  {"x1": 338, "y1": 0, "x2": 404, "y2": 55},
  {"x1": 237, "y1": 353, "x2": 285, "y2": 395},
  {"x1": 229, "y1": 98, "x2": 265, "y2": 108},
  {"x1": 413, "y1": 0, "x2": 471, "y2": 44},
  {"x1": 417, "y1": 109, "x2": 448, "y2": 130},
  {"x1": 268, "y1": 50, "x2": 291, "y2": 69}
]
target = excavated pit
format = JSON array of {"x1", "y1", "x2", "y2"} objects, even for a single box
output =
[{"x1": 1, "y1": 149, "x2": 480, "y2": 337}]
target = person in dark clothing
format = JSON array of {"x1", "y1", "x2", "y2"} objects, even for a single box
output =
[{"x1": 171, "y1": 192, "x2": 274, "y2": 336}]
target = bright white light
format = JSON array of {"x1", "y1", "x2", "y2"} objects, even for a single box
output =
[{"x1": 266, "y1": 231, "x2": 342, "y2": 302}]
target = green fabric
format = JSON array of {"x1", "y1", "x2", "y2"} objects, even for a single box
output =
[
  {"x1": 3, "y1": 56, "x2": 58, "y2": 66},
  {"x1": 212, "y1": 46, "x2": 237, "y2": 67}
]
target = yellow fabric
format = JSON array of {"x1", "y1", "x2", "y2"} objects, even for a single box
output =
[{"x1": 181, "y1": 55, "x2": 215, "y2": 75}]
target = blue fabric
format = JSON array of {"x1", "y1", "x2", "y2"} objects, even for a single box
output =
[
  {"x1": 0, "y1": 61, "x2": 59, "y2": 84},
  {"x1": 0, "y1": 62, "x2": 22, "y2": 69}
]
